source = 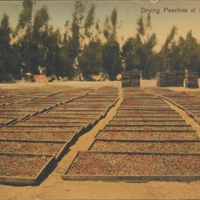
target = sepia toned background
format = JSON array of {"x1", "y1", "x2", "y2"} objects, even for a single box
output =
[{"x1": 1, "y1": 0, "x2": 200, "y2": 199}]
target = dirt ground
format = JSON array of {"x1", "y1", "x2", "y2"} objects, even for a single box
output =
[{"x1": 1, "y1": 80, "x2": 200, "y2": 200}]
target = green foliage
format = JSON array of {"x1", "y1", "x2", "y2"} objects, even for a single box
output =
[
  {"x1": 14, "y1": 0, "x2": 33, "y2": 36},
  {"x1": 33, "y1": 7, "x2": 49, "y2": 34},
  {"x1": 74, "y1": 0, "x2": 85, "y2": 22},
  {"x1": 111, "y1": 9, "x2": 117, "y2": 27},
  {"x1": 4, "y1": 0, "x2": 200, "y2": 82},
  {"x1": 101, "y1": 9, "x2": 122, "y2": 80},
  {"x1": 137, "y1": 16, "x2": 145, "y2": 36},
  {"x1": 158, "y1": 27, "x2": 200, "y2": 76},
  {"x1": 122, "y1": 15, "x2": 157, "y2": 79},
  {"x1": 147, "y1": 25, "x2": 200, "y2": 79},
  {"x1": 122, "y1": 37, "x2": 142, "y2": 71},
  {"x1": 70, "y1": 21, "x2": 80, "y2": 57},
  {"x1": 0, "y1": 14, "x2": 14, "y2": 81},
  {"x1": 178, "y1": 31, "x2": 200, "y2": 73},
  {"x1": 0, "y1": 14, "x2": 11, "y2": 48},
  {"x1": 103, "y1": 16, "x2": 111, "y2": 39},
  {"x1": 43, "y1": 30, "x2": 60, "y2": 76},
  {"x1": 145, "y1": 14, "x2": 152, "y2": 30},
  {"x1": 163, "y1": 25, "x2": 177, "y2": 51},
  {"x1": 58, "y1": 42, "x2": 74, "y2": 79},
  {"x1": 78, "y1": 40, "x2": 103, "y2": 80},
  {"x1": 84, "y1": 4, "x2": 95, "y2": 38},
  {"x1": 102, "y1": 36, "x2": 122, "y2": 80}
]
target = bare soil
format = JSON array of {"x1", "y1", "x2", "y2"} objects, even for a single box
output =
[{"x1": 1, "y1": 80, "x2": 200, "y2": 199}]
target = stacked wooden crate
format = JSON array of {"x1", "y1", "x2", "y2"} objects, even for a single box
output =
[
  {"x1": 157, "y1": 72, "x2": 168, "y2": 87},
  {"x1": 175, "y1": 71, "x2": 184, "y2": 87},
  {"x1": 185, "y1": 69, "x2": 199, "y2": 88},
  {"x1": 167, "y1": 72, "x2": 176, "y2": 87},
  {"x1": 121, "y1": 71, "x2": 131, "y2": 87},
  {"x1": 130, "y1": 71, "x2": 140, "y2": 87},
  {"x1": 157, "y1": 71, "x2": 184, "y2": 87},
  {"x1": 121, "y1": 71, "x2": 140, "y2": 88}
]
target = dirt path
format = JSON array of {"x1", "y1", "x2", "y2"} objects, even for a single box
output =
[{"x1": 1, "y1": 83, "x2": 200, "y2": 199}]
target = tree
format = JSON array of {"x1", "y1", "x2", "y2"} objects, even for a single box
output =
[
  {"x1": 58, "y1": 0, "x2": 88, "y2": 79},
  {"x1": 14, "y1": 2, "x2": 58, "y2": 76},
  {"x1": 58, "y1": 40, "x2": 74, "y2": 79},
  {"x1": 166, "y1": 37, "x2": 184, "y2": 72},
  {"x1": 160, "y1": 28, "x2": 200, "y2": 75},
  {"x1": 84, "y1": 4, "x2": 95, "y2": 39},
  {"x1": 77, "y1": 3, "x2": 105, "y2": 80},
  {"x1": 0, "y1": 14, "x2": 15, "y2": 81},
  {"x1": 14, "y1": 0, "x2": 33, "y2": 35},
  {"x1": 179, "y1": 31, "x2": 200, "y2": 74},
  {"x1": 159, "y1": 25, "x2": 177, "y2": 72},
  {"x1": 43, "y1": 29, "x2": 61, "y2": 76},
  {"x1": 122, "y1": 36, "x2": 142, "y2": 71},
  {"x1": 78, "y1": 40, "x2": 103, "y2": 80},
  {"x1": 102, "y1": 36, "x2": 122, "y2": 80},
  {"x1": 122, "y1": 14, "x2": 157, "y2": 79},
  {"x1": 32, "y1": 6, "x2": 52, "y2": 74},
  {"x1": 13, "y1": 0, "x2": 34, "y2": 75},
  {"x1": 140, "y1": 33, "x2": 157, "y2": 79},
  {"x1": 102, "y1": 9, "x2": 122, "y2": 80}
]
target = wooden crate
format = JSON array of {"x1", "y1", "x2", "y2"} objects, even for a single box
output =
[
  {"x1": 157, "y1": 71, "x2": 184, "y2": 87},
  {"x1": 157, "y1": 72, "x2": 168, "y2": 87},
  {"x1": 122, "y1": 71, "x2": 140, "y2": 88},
  {"x1": 185, "y1": 69, "x2": 199, "y2": 88}
]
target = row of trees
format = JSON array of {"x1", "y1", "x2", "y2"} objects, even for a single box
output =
[
  {"x1": 122, "y1": 18, "x2": 200, "y2": 79},
  {"x1": 0, "y1": 0, "x2": 200, "y2": 82}
]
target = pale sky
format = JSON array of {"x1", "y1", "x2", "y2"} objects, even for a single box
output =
[{"x1": 1, "y1": 0, "x2": 200, "y2": 51}]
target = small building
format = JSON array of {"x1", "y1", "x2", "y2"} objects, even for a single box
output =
[{"x1": 33, "y1": 75, "x2": 48, "y2": 83}]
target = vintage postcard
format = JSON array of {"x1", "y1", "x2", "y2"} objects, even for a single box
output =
[{"x1": 0, "y1": 0, "x2": 200, "y2": 199}]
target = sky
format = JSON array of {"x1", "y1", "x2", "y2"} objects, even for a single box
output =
[{"x1": 1, "y1": 0, "x2": 200, "y2": 51}]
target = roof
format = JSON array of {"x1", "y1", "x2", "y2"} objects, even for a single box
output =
[{"x1": 34, "y1": 75, "x2": 48, "y2": 81}]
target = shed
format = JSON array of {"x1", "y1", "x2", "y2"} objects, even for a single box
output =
[{"x1": 33, "y1": 75, "x2": 48, "y2": 83}]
